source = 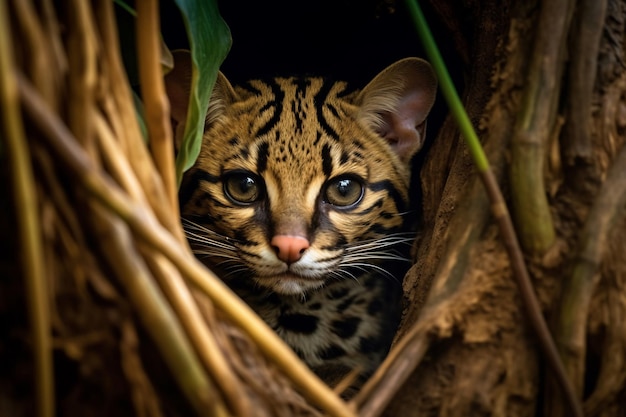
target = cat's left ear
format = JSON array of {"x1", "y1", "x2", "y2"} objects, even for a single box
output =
[
  {"x1": 356, "y1": 58, "x2": 437, "y2": 164},
  {"x1": 165, "y1": 50, "x2": 238, "y2": 152},
  {"x1": 164, "y1": 49, "x2": 194, "y2": 152}
]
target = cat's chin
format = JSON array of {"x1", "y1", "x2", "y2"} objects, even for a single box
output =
[{"x1": 256, "y1": 273, "x2": 325, "y2": 296}]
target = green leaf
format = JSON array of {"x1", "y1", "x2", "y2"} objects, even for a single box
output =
[{"x1": 173, "y1": 0, "x2": 232, "y2": 184}]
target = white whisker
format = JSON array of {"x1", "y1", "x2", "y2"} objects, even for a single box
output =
[
  {"x1": 181, "y1": 218, "x2": 245, "y2": 277},
  {"x1": 343, "y1": 235, "x2": 414, "y2": 253},
  {"x1": 330, "y1": 268, "x2": 359, "y2": 283},
  {"x1": 332, "y1": 233, "x2": 415, "y2": 282},
  {"x1": 340, "y1": 262, "x2": 399, "y2": 282}
]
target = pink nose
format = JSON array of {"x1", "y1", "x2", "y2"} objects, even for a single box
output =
[{"x1": 271, "y1": 235, "x2": 310, "y2": 264}]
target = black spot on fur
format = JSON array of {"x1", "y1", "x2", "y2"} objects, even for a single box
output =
[
  {"x1": 369, "y1": 180, "x2": 406, "y2": 213},
  {"x1": 335, "y1": 234, "x2": 348, "y2": 247},
  {"x1": 178, "y1": 169, "x2": 220, "y2": 210},
  {"x1": 331, "y1": 317, "x2": 361, "y2": 339},
  {"x1": 265, "y1": 292, "x2": 282, "y2": 305},
  {"x1": 367, "y1": 223, "x2": 397, "y2": 235},
  {"x1": 259, "y1": 101, "x2": 273, "y2": 113},
  {"x1": 277, "y1": 313, "x2": 319, "y2": 334},
  {"x1": 357, "y1": 198, "x2": 384, "y2": 215},
  {"x1": 363, "y1": 276, "x2": 380, "y2": 289},
  {"x1": 255, "y1": 79, "x2": 285, "y2": 138},
  {"x1": 359, "y1": 335, "x2": 386, "y2": 355},
  {"x1": 233, "y1": 229, "x2": 258, "y2": 247},
  {"x1": 340, "y1": 151, "x2": 350, "y2": 165},
  {"x1": 321, "y1": 144, "x2": 333, "y2": 177},
  {"x1": 337, "y1": 295, "x2": 357, "y2": 313},
  {"x1": 256, "y1": 142, "x2": 270, "y2": 173},
  {"x1": 239, "y1": 80, "x2": 262, "y2": 96},
  {"x1": 318, "y1": 344, "x2": 346, "y2": 360},
  {"x1": 328, "y1": 287, "x2": 349, "y2": 300},
  {"x1": 292, "y1": 99, "x2": 304, "y2": 134},
  {"x1": 293, "y1": 78, "x2": 311, "y2": 97},
  {"x1": 314, "y1": 81, "x2": 340, "y2": 140},
  {"x1": 313, "y1": 131, "x2": 322, "y2": 147},
  {"x1": 326, "y1": 103, "x2": 340, "y2": 119},
  {"x1": 367, "y1": 299, "x2": 383, "y2": 315}
]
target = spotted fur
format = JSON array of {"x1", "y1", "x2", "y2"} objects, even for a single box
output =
[{"x1": 167, "y1": 53, "x2": 437, "y2": 390}]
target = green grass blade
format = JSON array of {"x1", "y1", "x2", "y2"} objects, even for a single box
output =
[
  {"x1": 113, "y1": 0, "x2": 136, "y2": 17},
  {"x1": 404, "y1": 0, "x2": 489, "y2": 172}
]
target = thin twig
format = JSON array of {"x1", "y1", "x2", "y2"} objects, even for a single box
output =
[
  {"x1": 354, "y1": 320, "x2": 430, "y2": 417},
  {"x1": 482, "y1": 170, "x2": 582, "y2": 417},
  {"x1": 0, "y1": 3, "x2": 53, "y2": 417},
  {"x1": 91, "y1": 204, "x2": 227, "y2": 416},
  {"x1": 554, "y1": 141, "x2": 626, "y2": 399},
  {"x1": 94, "y1": 110, "x2": 247, "y2": 415},
  {"x1": 135, "y1": 0, "x2": 179, "y2": 218},
  {"x1": 96, "y1": 0, "x2": 185, "y2": 244},
  {"x1": 143, "y1": 251, "x2": 250, "y2": 417},
  {"x1": 12, "y1": 0, "x2": 56, "y2": 105},
  {"x1": 40, "y1": 0, "x2": 68, "y2": 82},
  {"x1": 95, "y1": 113, "x2": 147, "y2": 202},
  {"x1": 66, "y1": 0, "x2": 98, "y2": 156},
  {"x1": 18, "y1": 73, "x2": 355, "y2": 417},
  {"x1": 510, "y1": 0, "x2": 576, "y2": 254},
  {"x1": 354, "y1": 173, "x2": 492, "y2": 415},
  {"x1": 563, "y1": 0, "x2": 607, "y2": 166},
  {"x1": 583, "y1": 285, "x2": 626, "y2": 415}
]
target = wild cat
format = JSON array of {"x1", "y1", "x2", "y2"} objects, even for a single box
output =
[{"x1": 166, "y1": 51, "x2": 437, "y2": 388}]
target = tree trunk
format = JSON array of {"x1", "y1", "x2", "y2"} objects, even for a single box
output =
[{"x1": 379, "y1": 0, "x2": 626, "y2": 416}]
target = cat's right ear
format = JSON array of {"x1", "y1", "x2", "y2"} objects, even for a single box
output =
[
  {"x1": 164, "y1": 49, "x2": 236, "y2": 151},
  {"x1": 356, "y1": 58, "x2": 437, "y2": 164}
]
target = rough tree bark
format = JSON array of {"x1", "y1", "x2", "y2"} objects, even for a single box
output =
[{"x1": 380, "y1": 0, "x2": 626, "y2": 416}]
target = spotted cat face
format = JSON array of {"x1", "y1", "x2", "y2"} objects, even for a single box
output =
[{"x1": 168, "y1": 53, "x2": 437, "y2": 296}]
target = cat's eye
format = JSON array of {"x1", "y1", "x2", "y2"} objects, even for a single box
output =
[
  {"x1": 223, "y1": 171, "x2": 263, "y2": 204},
  {"x1": 324, "y1": 176, "x2": 364, "y2": 207}
]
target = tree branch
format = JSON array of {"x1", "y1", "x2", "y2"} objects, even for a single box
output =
[
  {"x1": 510, "y1": 0, "x2": 576, "y2": 254},
  {"x1": 553, "y1": 139, "x2": 626, "y2": 408},
  {"x1": 563, "y1": 0, "x2": 608, "y2": 167},
  {"x1": 0, "y1": 2, "x2": 53, "y2": 416},
  {"x1": 136, "y1": 0, "x2": 179, "y2": 219}
]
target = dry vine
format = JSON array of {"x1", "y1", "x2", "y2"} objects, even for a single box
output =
[{"x1": 2, "y1": 1, "x2": 351, "y2": 416}]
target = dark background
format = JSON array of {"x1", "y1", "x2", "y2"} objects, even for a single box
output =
[
  {"x1": 160, "y1": 0, "x2": 461, "y2": 122},
  {"x1": 159, "y1": 0, "x2": 463, "y2": 209}
]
